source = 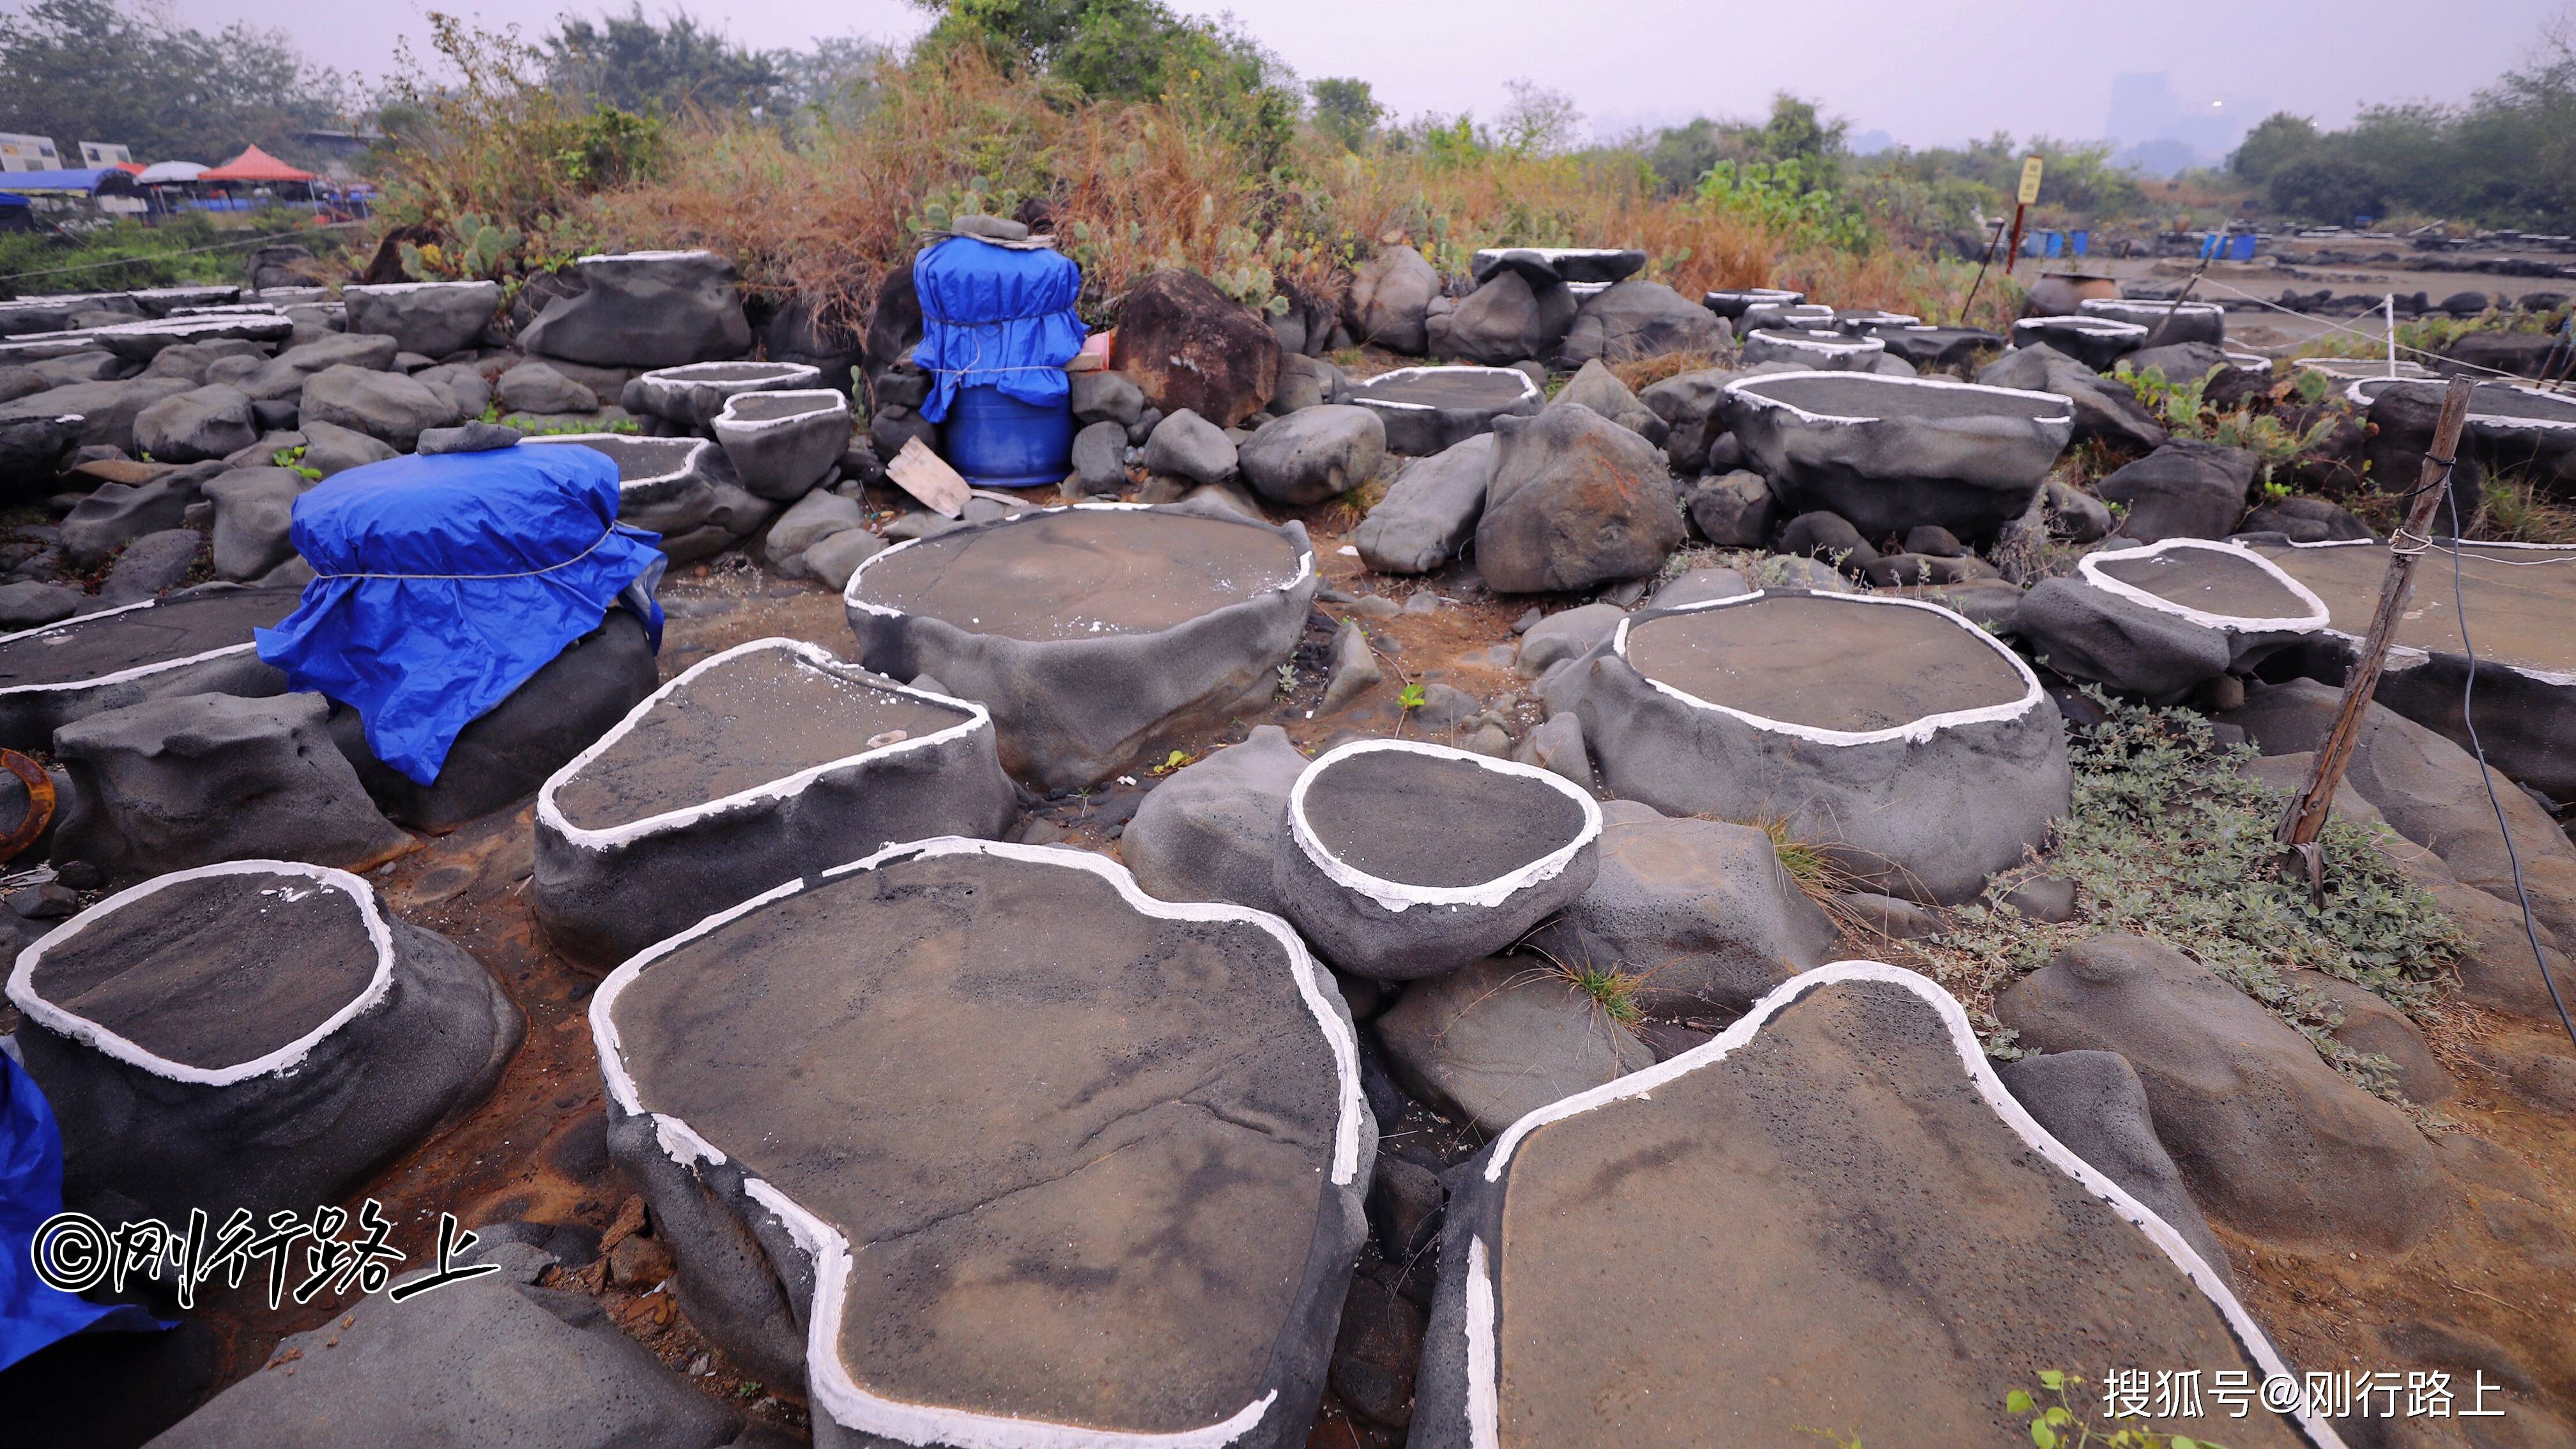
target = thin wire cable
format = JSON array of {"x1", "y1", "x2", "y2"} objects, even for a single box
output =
[
  {"x1": 1, "y1": 220, "x2": 368, "y2": 285},
  {"x1": 2442, "y1": 480, "x2": 2576, "y2": 1057},
  {"x1": 2196, "y1": 273, "x2": 2570, "y2": 387}
]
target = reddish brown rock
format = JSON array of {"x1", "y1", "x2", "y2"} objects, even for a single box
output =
[{"x1": 1110, "y1": 269, "x2": 1280, "y2": 428}]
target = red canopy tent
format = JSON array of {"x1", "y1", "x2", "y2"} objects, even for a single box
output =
[{"x1": 199, "y1": 145, "x2": 316, "y2": 183}]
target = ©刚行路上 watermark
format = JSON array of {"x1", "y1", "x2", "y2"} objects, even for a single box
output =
[
  {"x1": 30, "y1": 1200, "x2": 502, "y2": 1312},
  {"x1": 2095, "y1": 1365, "x2": 2511, "y2": 1421}
]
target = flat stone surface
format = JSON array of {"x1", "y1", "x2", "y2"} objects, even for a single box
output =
[
  {"x1": 1346, "y1": 368, "x2": 1535, "y2": 411},
  {"x1": 1477, "y1": 975, "x2": 2303, "y2": 1448},
  {"x1": 608, "y1": 847, "x2": 1347, "y2": 1434},
  {"x1": 1624, "y1": 595, "x2": 2025, "y2": 733},
  {"x1": 26, "y1": 868, "x2": 376, "y2": 1070},
  {"x1": 2094, "y1": 546, "x2": 2314, "y2": 619},
  {"x1": 718, "y1": 390, "x2": 840, "y2": 422},
  {"x1": 2253, "y1": 540, "x2": 2575, "y2": 673},
  {"x1": 551, "y1": 646, "x2": 964, "y2": 832},
  {"x1": 2349, "y1": 377, "x2": 2576, "y2": 425},
  {"x1": 0, "y1": 589, "x2": 295, "y2": 690},
  {"x1": 1734, "y1": 371, "x2": 2063, "y2": 422},
  {"x1": 1300, "y1": 748, "x2": 1586, "y2": 889},
  {"x1": 534, "y1": 434, "x2": 696, "y2": 480},
  {"x1": 854, "y1": 508, "x2": 1301, "y2": 642}
]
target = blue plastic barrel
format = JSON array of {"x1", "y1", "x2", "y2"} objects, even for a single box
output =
[{"x1": 942, "y1": 383, "x2": 1074, "y2": 488}]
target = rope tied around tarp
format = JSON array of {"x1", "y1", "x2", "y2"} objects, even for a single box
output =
[{"x1": 310, "y1": 522, "x2": 651, "y2": 581}]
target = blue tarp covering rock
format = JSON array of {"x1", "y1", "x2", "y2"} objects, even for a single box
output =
[
  {"x1": 1, "y1": 1052, "x2": 164, "y2": 1372},
  {"x1": 910, "y1": 235, "x2": 1086, "y2": 423},
  {"x1": 254, "y1": 445, "x2": 665, "y2": 787}
]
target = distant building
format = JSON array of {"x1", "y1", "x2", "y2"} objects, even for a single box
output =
[
  {"x1": 0, "y1": 132, "x2": 63, "y2": 172},
  {"x1": 296, "y1": 128, "x2": 385, "y2": 183},
  {"x1": 2104, "y1": 72, "x2": 2261, "y2": 174}
]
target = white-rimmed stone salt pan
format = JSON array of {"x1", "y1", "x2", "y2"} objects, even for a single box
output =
[
  {"x1": 0, "y1": 585, "x2": 298, "y2": 751},
  {"x1": 1721, "y1": 370, "x2": 2073, "y2": 539},
  {"x1": 709, "y1": 387, "x2": 849, "y2": 500},
  {"x1": 2009, "y1": 539, "x2": 2329, "y2": 703},
  {"x1": 2081, "y1": 295, "x2": 2226, "y2": 346},
  {"x1": 1740, "y1": 327, "x2": 1886, "y2": 371},
  {"x1": 1738, "y1": 300, "x2": 1836, "y2": 334},
  {"x1": 1273, "y1": 739, "x2": 1602, "y2": 981},
  {"x1": 1545, "y1": 590, "x2": 2069, "y2": 903},
  {"x1": 2250, "y1": 537, "x2": 2576, "y2": 802},
  {"x1": 519, "y1": 433, "x2": 725, "y2": 558},
  {"x1": 625, "y1": 358, "x2": 823, "y2": 430},
  {"x1": 2010, "y1": 314, "x2": 2149, "y2": 370},
  {"x1": 533, "y1": 639, "x2": 1014, "y2": 965},
  {"x1": 6, "y1": 859, "x2": 520, "y2": 1225},
  {"x1": 592, "y1": 837, "x2": 1370, "y2": 1448},
  {"x1": 1701, "y1": 286, "x2": 1804, "y2": 319},
  {"x1": 1407, "y1": 962, "x2": 2334, "y2": 1449},
  {"x1": 1342, "y1": 365, "x2": 1544, "y2": 455},
  {"x1": 845, "y1": 500, "x2": 1319, "y2": 791},
  {"x1": 1469, "y1": 247, "x2": 1644, "y2": 286}
]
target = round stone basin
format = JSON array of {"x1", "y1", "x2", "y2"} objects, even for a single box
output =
[
  {"x1": 1729, "y1": 371, "x2": 2069, "y2": 425},
  {"x1": 1742, "y1": 328, "x2": 1884, "y2": 368},
  {"x1": 2081, "y1": 296, "x2": 2226, "y2": 339},
  {"x1": 631, "y1": 360, "x2": 824, "y2": 427},
  {"x1": 594, "y1": 839, "x2": 1363, "y2": 1443},
  {"x1": 523, "y1": 433, "x2": 706, "y2": 485},
  {"x1": 2079, "y1": 539, "x2": 2329, "y2": 631},
  {"x1": 1345, "y1": 364, "x2": 1542, "y2": 414},
  {"x1": 647, "y1": 360, "x2": 813, "y2": 387},
  {"x1": 0, "y1": 588, "x2": 295, "y2": 693},
  {"x1": 2011, "y1": 314, "x2": 2147, "y2": 367},
  {"x1": 1623, "y1": 592, "x2": 2034, "y2": 737},
  {"x1": 1701, "y1": 287, "x2": 1804, "y2": 319},
  {"x1": 548, "y1": 643, "x2": 974, "y2": 834},
  {"x1": 2344, "y1": 377, "x2": 2576, "y2": 432},
  {"x1": 850, "y1": 506, "x2": 1305, "y2": 643},
  {"x1": 9, "y1": 861, "x2": 388, "y2": 1081},
  {"x1": 716, "y1": 389, "x2": 845, "y2": 425},
  {"x1": 1294, "y1": 742, "x2": 1594, "y2": 893}
]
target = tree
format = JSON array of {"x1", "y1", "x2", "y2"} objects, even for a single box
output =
[
  {"x1": 1494, "y1": 79, "x2": 1583, "y2": 157},
  {"x1": 544, "y1": 5, "x2": 785, "y2": 114},
  {"x1": 0, "y1": 0, "x2": 349, "y2": 165},
  {"x1": 1310, "y1": 77, "x2": 1381, "y2": 152},
  {"x1": 2229, "y1": 112, "x2": 2319, "y2": 185},
  {"x1": 2267, "y1": 155, "x2": 2386, "y2": 224}
]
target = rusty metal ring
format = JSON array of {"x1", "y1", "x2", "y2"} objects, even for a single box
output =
[{"x1": 0, "y1": 749, "x2": 56, "y2": 865}]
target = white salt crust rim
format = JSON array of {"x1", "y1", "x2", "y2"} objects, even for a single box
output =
[
  {"x1": 520, "y1": 433, "x2": 711, "y2": 493},
  {"x1": 1344, "y1": 364, "x2": 1545, "y2": 413},
  {"x1": 1613, "y1": 589, "x2": 2048, "y2": 748},
  {"x1": 1470, "y1": 246, "x2": 1636, "y2": 264},
  {"x1": 2339, "y1": 377, "x2": 2576, "y2": 434},
  {"x1": 589, "y1": 836, "x2": 1366, "y2": 1449},
  {"x1": 1744, "y1": 328, "x2": 1883, "y2": 357},
  {"x1": 638, "y1": 359, "x2": 824, "y2": 389},
  {"x1": 576, "y1": 249, "x2": 721, "y2": 264},
  {"x1": 1455, "y1": 960, "x2": 2348, "y2": 1449},
  {"x1": 4, "y1": 860, "x2": 396, "y2": 1088},
  {"x1": 1284, "y1": 739, "x2": 1604, "y2": 916},
  {"x1": 1720, "y1": 369, "x2": 2074, "y2": 428},
  {"x1": 2012, "y1": 314, "x2": 2150, "y2": 341},
  {"x1": 2075, "y1": 537, "x2": 2333, "y2": 634},
  {"x1": 341, "y1": 280, "x2": 500, "y2": 296},
  {"x1": 709, "y1": 387, "x2": 852, "y2": 436},
  {"x1": 2081, "y1": 297, "x2": 2224, "y2": 322},
  {"x1": 535, "y1": 637, "x2": 994, "y2": 849},
  {"x1": 1702, "y1": 288, "x2": 1804, "y2": 306},
  {"x1": 0, "y1": 594, "x2": 263, "y2": 702},
  {"x1": 843, "y1": 500, "x2": 1318, "y2": 623},
  {"x1": 2260, "y1": 537, "x2": 2576, "y2": 687}
]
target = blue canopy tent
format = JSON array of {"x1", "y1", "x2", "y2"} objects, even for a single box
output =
[
  {"x1": 911, "y1": 235, "x2": 1086, "y2": 486},
  {"x1": 255, "y1": 445, "x2": 665, "y2": 786},
  {"x1": 0, "y1": 193, "x2": 29, "y2": 234}
]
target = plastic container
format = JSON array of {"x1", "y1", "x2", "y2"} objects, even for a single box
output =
[{"x1": 942, "y1": 383, "x2": 1074, "y2": 488}]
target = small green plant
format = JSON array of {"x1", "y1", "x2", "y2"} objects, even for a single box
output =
[
  {"x1": 1565, "y1": 961, "x2": 1641, "y2": 1025},
  {"x1": 1747, "y1": 815, "x2": 1843, "y2": 898},
  {"x1": 271, "y1": 445, "x2": 322, "y2": 482},
  {"x1": 2122, "y1": 365, "x2": 2339, "y2": 491},
  {"x1": 1274, "y1": 661, "x2": 1296, "y2": 698},
  {"x1": 1147, "y1": 748, "x2": 1192, "y2": 776},
  {"x1": 1397, "y1": 682, "x2": 1427, "y2": 712},
  {"x1": 400, "y1": 211, "x2": 525, "y2": 282},
  {"x1": 2007, "y1": 1370, "x2": 2225, "y2": 1449}
]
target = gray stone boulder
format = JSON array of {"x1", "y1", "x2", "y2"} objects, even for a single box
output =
[
  {"x1": 2099, "y1": 440, "x2": 2257, "y2": 542},
  {"x1": 8, "y1": 861, "x2": 518, "y2": 1227},
  {"x1": 2124, "y1": 339, "x2": 2242, "y2": 386},
  {"x1": 710, "y1": 387, "x2": 848, "y2": 500},
  {"x1": 1374, "y1": 956, "x2": 1655, "y2": 1135},
  {"x1": 236, "y1": 332, "x2": 401, "y2": 402},
  {"x1": 1549, "y1": 591, "x2": 2069, "y2": 903},
  {"x1": 59, "y1": 461, "x2": 224, "y2": 567},
  {"x1": 1353, "y1": 434, "x2": 1493, "y2": 574},
  {"x1": 0, "y1": 412, "x2": 82, "y2": 494},
  {"x1": 1426, "y1": 270, "x2": 1575, "y2": 367},
  {"x1": 2239, "y1": 494, "x2": 2371, "y2": 542},
  {"x1": 201, "y1": 466, "x2": 314, "y2": 581},
  {"x1": 1070, "y1": 369, "x2": 1146, "y2": 427},
  {"x1": 144, "y1": 1234, "x2": 741, "y2": 1449},
  {"x1": 0, "y1": 581, "x2": 80, "y2": 629},
  {"x1": 1344, "y1": 245, "x2": 1442, "y2": 355},
  {"x1": 2043, "y1": 477, "x2": 2115, "y2": 542},
  {"x1": 341, "y1": 279, "x2": 502, "y2": 357},
  {"x1": 1997, "y1": 1049, "x2": 2234, "y2": 1287},
  {"x1": 1470, "y1": 247, "x2": 1644, "y2": 286},
  {"x1": 412, "y1": 362, "x2": 492, "y2": 421},
  {"x1": 1273, "y1": 740, "x2": 1602, "y2": 981},
  {"x1": 1522, "y1": 798, "x2": 1836, "y2": 1014},
  {"x1": 1474, "y1": 402, "x2": 1685, "y2": 594},
  {"x1": 494, "y1": 359, "x2": 599, "y2": 416},
  {"x1": 1238, "y1": 404, "x2": 1384, "y2": 505},
  {"x1": 766, "y1": 486, "x2": 865, "y2": 559},
  {"x1": 519, "y1": 250, "x2": 753, "y2": 369},
  {"x1": 1995, "y1": 933, "x2": 2448, "y2": 1250},
  {"x1": 1069, "y1": 418, "x2": 1128, "y2": 494},
  {"x1": 52, "y1": 691, "x2": 409, "y2": 884},
  {"x1": 299, "y1": 364, "x2": 464, "y2": 452},
  {"x1": 1646, "y1": 566, "x2": 1752, "y2": 611},
  {"x1": 98, "y1": 528, "x2": 205, "y2": 605},
  {"x1": 1509, "y1": 710, "x2": 1595, "y2": 788},
  {"x1": 298, "y1": 418, "x2": 397, "y2": 477},
  {"x1": 1638, "y1": 366, "x2": 1741, "y2": 473},
  {"x1": 799, "y1": 526, "x2": 884, "y2": 590},
  {"x1": 1977, "y1": 342, "x2": 2169, "y2": 452},
  {"x1": 133, "y1": 384, "x2": 256, "y2": 464},
  {"x1": 1556, "y1": 280, "x2": 1725, "y2": 369},
  {"x1": 1514, "y1": 602, "x2": 1625, "y2": 677},
  {"x1": 1722, "y1": 371, "x2": 2074, "y2": 541},
  {"x1": 0, "y1": 378, "x2": 195, "y2": 454},
  {"x1": 1554, "y1": 359, "x2": 1667, "y2": 444},
  {"x1": 532, "y1": 640, "x2": 1015, "y2": 965},
  {"x1": 1866, "y1": 324, "x2": 2007, "y2": 370},
  {"x1": 1141, "y1": 407, "x2": 1238, "y2": 486},
  {"x1": 136, "y1": 338, "x2": 263, "y2": 385},
  {"x1": 2009, "y1": 315, "x2": 2149, "y2": 371},
  {"x1": 1683, "y1": 468, "x2": 1775, "y2": 546},
  {"x1": 1122, "y1": 724, "x2": 1308, "y2": 916}
]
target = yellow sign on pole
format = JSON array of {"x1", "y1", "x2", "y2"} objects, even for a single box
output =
[{"x1": 2018, "y1": 156, "x2": 2044, "y2": 206}]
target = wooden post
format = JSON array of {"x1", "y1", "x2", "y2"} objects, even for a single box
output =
[
  {"x1": 2141, "y1": 265, "x2": 2207, "y2": 348},
  {"x1": 2275, "y1": 374, "x2": 2478, "y2": 881}
]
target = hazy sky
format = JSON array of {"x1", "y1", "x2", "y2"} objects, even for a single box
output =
[{"x1": 169, "y1": 0, "x2": 2570, "y2": 149}]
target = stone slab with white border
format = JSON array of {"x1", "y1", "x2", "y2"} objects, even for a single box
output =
[
  {"x1": 2009, "y1": 314, "x2": 2149, "y2": 371},
  {"x1": 1721, "y1": 371, "x2": 2073, "y2": 540},
  {"x1": 1340, "y1": 365, "x2": 1542, "y2": 457},
  {"x1": 0, "y1": 585, "x2": 298, "y2": 751},
  {"x1": 2008, "y1": 538, "x2": 2331, "y2": 703},
  {"x1": 626, "y1": 359, "x2": 825, "y2": 431},
  {"x1": 2080, "y1": 295, "x2": 2227, "y2": 346},
  {"x1": 518, "y1": 433, "x2": 726, "y2": 558},
  {"x1": 709, "y1": 387, "x2": 848, "y2": 500}
]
